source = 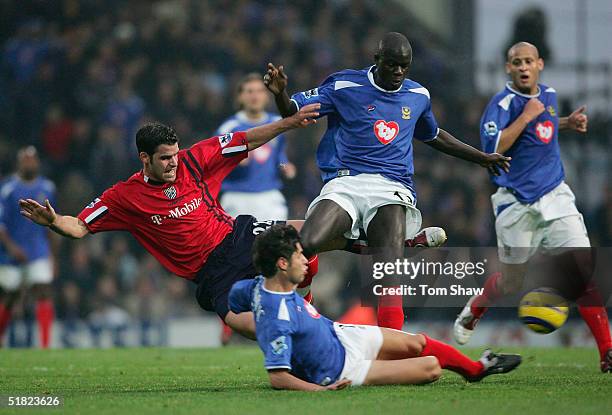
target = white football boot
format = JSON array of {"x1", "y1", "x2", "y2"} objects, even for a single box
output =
[
  {"x1": 405, "y1": 227, "x2": 447, "y2": 248},
  {"x1": 453, "y1": 294, "x2": 481, "y2": 345}
]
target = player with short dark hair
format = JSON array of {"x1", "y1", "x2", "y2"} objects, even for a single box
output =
[
  {"x1": 453, "y1": 42, "x2": 612, "y2": 372},
  {"x1": 18, "y1": 106, "x2": 320, "y2": 338},
  {"x1": 230, "y1": 224, "x2": 521, "y2": 391},
  {"x1": 0, "y1": 146, "x2": 57, "y2": 348},
  {"x1": 136, "y1": 123, "x2": 179, "y2": 156},
  {"x1": 264, "y1": 32, "x2": 510, "y2": 330}
]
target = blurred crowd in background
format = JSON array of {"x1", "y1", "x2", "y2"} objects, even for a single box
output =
[{"x1": 1, "y1": 0, "x2": 611, "y2": 347}]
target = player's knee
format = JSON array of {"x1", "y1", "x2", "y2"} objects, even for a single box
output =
[
  {"x1": 424, "y1": 356, "x2": 441, "y2": 382},
  {"x1": 405, "y1": 334, "x2": 426, "y2": 355},
  {"x1": 31, "y1": 284, "x2": 52, "y2": 300},
  {"x1": 299, "y1": 226, "x2": 326, "y2": 256},
  {"x1": 3, "y1": 291, "x2": 19, "y2": 307}
]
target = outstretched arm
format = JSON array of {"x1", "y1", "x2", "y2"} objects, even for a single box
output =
[
  {"x1": 246, "y1": 103, "x2": 320, "y2": 151},
  {"x1": 19, "y1": 199, "x2": 89, "y2": 239},
  {"x1": 268, "y1": 370, "x2": 351, "y2": 391},
  {"x1": 425, "y1": 129, "x2": 511, "y2": 176},
  {"x1": 559, "y1": 105, "x2": 587, "y2": 133},
  {"x1": 264, "y1": 63, "x2": 298, "y2": 118}
]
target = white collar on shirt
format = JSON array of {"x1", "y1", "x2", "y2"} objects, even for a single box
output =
[
  {"x1": 367, "y1": 65, "x2": 403, "y2": 93},
  {"x1": 505, "y1": 81, "x2": 541, "y2": 98}
]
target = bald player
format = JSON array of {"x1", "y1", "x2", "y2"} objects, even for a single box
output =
[
  {"x1": 264, "y1": 32, "x2": 510, "y2": 330},
  {"x1": 453, "y1": 42, "x2": 612, "y2": 372}
]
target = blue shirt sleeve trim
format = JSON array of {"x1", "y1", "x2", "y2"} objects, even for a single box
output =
[
  {"x1": 290, "y1": 98, "x2": 299, "y2": 111},
  {"x1": 265, "y1": 365, "x2": 292, "y2": 370},
  {"x1": 493, "y1": 130, "x2": 502, "y2": 153},
  {"x1": 419, "y1": 128, "x2": 440, "y2": 142}
]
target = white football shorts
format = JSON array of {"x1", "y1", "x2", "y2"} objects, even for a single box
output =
[
  {"x1": 492, "y1": 181, "x2": 590, "y2": 264},
  {"x1": 220, "y1": 189, "x2": 288, "y2": 221},
  {"x1": 333, "y1": 323, "x2": 383, "y2": 386},
  {"x1": 306, "y1": 174, "x2": 422, "y2": 240},
  {"x1": 0, "y1": 257, "x2": 53, "y2": 291}
]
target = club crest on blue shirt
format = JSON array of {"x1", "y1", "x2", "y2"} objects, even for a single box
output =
[
  {"x1": 373, "y1": 119, "x2": 400, "y2": 145},
  {"x1": 163, "y1": 186, "x2": 178, "y2": 200},
  {"x1": 402, "y1": 106, "x2": 411, "y2": 119},
  {"x1": 535, "y1": 121, "x2": 554, "y2": 144},
  {"x1": 270, "y1": 335, "x2": 288, "y2": 355},
  {"x1": 547, "y1": 105, "x2": 556, "y2": 117},
  {"x1": 484, "y1": 121, "x2": 498, "y2": 136}
]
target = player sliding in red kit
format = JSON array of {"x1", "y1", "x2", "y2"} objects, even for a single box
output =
[{"x1": 19, "y1": 104, "x2": 444, "y2": 339}]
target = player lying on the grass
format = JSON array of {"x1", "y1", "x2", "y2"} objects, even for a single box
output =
[
  {"x1": 18, "y1": 105, "x2": 445, "y2": 340},
  {"x1": 229, "y1": 224, "x2": 521, "y2": 390},
  {"x1": 453, "y1": 42, "x2": 612, "y2": 373}
]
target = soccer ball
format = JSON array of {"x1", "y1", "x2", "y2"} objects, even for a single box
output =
[{"x1": 518, "y1": 287, "x2": 569, "y2": 334}]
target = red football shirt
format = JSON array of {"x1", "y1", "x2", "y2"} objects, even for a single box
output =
[{"x1": 77, "y1": 132, "x2": 249, "y2": 279}]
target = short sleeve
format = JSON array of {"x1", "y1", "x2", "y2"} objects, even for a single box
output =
[
  {"x1": 258, "y1": 320, "x2": 293, "y2": 371},
  {"x1": 228, "y1": 279, "x2": 257, "y2": 314},
  {"x1": 185, "y1": 132, "x2": 248, "y2": 183},
  {"x1": 290, "y1": 75, "x2": 336, "y2": 117},
  {"x1": 414, "y1": 98, "x2": 439, "y2": 142},
  {"x1": 77, "y1": 186, "x2": 128, "y2": 233},
  {"x1": 480, "y1": 99, "x2": 512, "y2": 153}
]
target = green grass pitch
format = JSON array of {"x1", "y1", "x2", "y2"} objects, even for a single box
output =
[{"x1": 2, "y1": 347, "x2": 610, "y2": 414}]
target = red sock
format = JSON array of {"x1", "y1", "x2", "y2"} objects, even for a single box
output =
[
  {"x1": 297, "y1": 255, "x2": 318, "y2": 301},
  {"x1": 302, "y1": 291, "x2": 314, "y2": 304},
  {"x1": 0, "y1": 304, "x2": 11, "y2": 345},
  {"x1": 421, "y1": 334, "x2": 483, "y2": 378},
  {"x1": 377, "y1": 294, "x2": 404, "y2": 330},
  {"x1": 220, "y1": 318, "x2": 233, "y2": 346},
  {"x1": 298, "y1": 255, "x2": 318, "y2": 289},
  {"x1": 35, "y1": 299, "x2": 54, "y2": 349},
  {"x1": 577, "y1": 285, "x2": 612, "y2": 359},
  {"x1": 470, "y1": 272, "x2": 502, "y2": 318}
]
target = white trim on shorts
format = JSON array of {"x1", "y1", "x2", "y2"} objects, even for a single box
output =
[
  {"x1": 306, "y1": 174, "x2": 422, "y2": 240},
  {"x1": 492, "y1": 182, "x2": 590, "y2": 264},
  {"x1": 334, "y1": 323, "x2": 383, "y2": 386}
]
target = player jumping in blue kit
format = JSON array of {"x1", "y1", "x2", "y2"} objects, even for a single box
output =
[
  {"x1": 264, "y1": 32, "x2": 511, "y2": 330},
  {"x1": 453, "y1": 42, "x2": 612, "y2": 372},
  {"x1": 229, "y1": 225, "x2": 521, "y2": 390}
]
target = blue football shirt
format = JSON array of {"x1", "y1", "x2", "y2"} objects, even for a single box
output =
[
  {"x1": 0, "y1": 175, "x2": 55, "y2": 264},
  {"x1": 216, "y1": 111, "x2": 288, "y2": 193},
  {"x1": 480, "y1": 82, "x2": 564, "y2": 203},
  {"x1": 291, "y1": 65, "x2": 439, "y2": 199},
  {"x1": 229, "y1": 277, "x2": 345, "y2": 386}
]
